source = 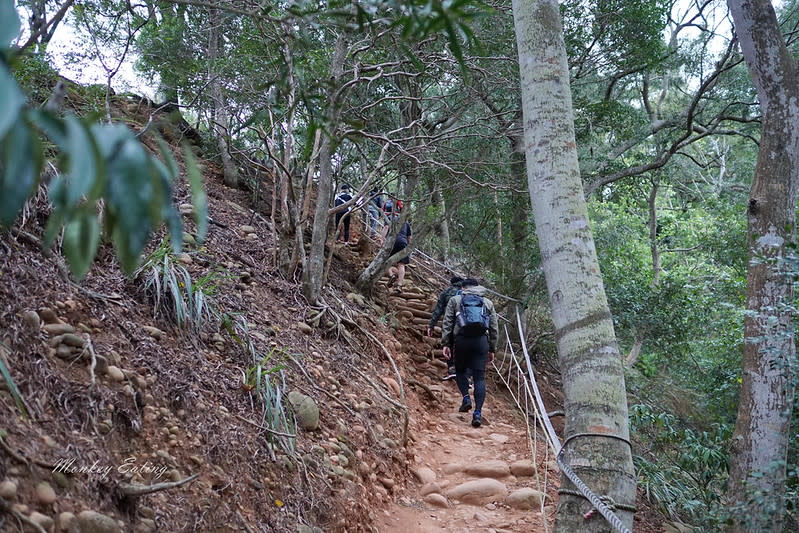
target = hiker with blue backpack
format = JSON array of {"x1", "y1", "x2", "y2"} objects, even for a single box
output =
[
  {"x1": 427, "y1": 276, "x2": 464, "y2": 381},
  {"x1": 440, "y1": 278, "x2": 498, "y2": 427}
]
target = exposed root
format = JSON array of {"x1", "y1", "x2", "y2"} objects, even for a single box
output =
[
  {"x1": 286, "y1": 354, "x2": 356, "y2": 418},
  {"x1": 406, "y1": 378, "x2": 438, "y2": 403},
  {"x1": 117, "y1": 473, "x2": 199, "y2": 497},
  {"x1": 347, "y1": 320, "x2": 409, "y2": 447}
]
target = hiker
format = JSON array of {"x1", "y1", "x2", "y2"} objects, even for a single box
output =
[
  {"x1": 334, "y1": 184, "x2": 353, "y2": 243},
  {"x1": 427, "y1": 276, "x2": 464, "y2": 381},
  {"x1": 440, "y1": 278, "x2": 498, "y2": 428},
  {"x1": 380, "y1": 197, "x2": 395, "y2": 239},
  {"x1": 366, "y1": 188, "x2": 383, "y2": 238},
  {"x1": 386, "y1": 215, "x2": 412, "y2": 293}
]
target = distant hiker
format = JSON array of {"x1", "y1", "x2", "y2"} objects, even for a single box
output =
[
  {"x1": 367, "y1": 188, "x2": 384, "y2": 237},
  {"x1": 380, "y1": 197, "x2": 394, "y2": 239},
  {"x1": 334, "y1": 184, "x2": 353, "y2": 243},
  {"x1": 428, "y1": 276, "x2": 464, "y2": 380},
  {"x1": 383, "y1": 197, "x2": 394, "y2": 217},
  {"x1": 386, "y1": 217, "x2": 412, "y2": 293},
  {"x1": 440, "y1": 278, "x2": 498, "y2": 428}
]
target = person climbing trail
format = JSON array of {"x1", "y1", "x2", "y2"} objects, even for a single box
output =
[
  {"x1": 334, "y1": 184, "x2": 353, "y2": 243},
  {"x1": 386, "y1": 214, "x2": 412, "y2": 294},
  {"x1": 366, "y1": 187, "x2": 384, "y2": 238},
  {"x1": 440, "y1": 278, "x2": 498, "y2": 427},
  {"x1": 427, "y1": 276, "x2": 464, "y2": 380}
]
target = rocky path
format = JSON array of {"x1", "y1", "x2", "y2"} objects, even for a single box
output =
[{"x1": 370, "y1": 274, "x2": 557, "y2": 533}]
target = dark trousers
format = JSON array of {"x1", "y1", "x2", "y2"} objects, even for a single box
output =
[
  {"x1": 335, "y1": 212, "x2": 350, "y2": 241},
  {"x1": 453, "y1": 334, "x2": 488, "y2": 412}
]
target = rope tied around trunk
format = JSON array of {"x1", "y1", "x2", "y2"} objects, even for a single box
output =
[{"x1": 556, "y1": 432, "x2": 636, "y2": 532}]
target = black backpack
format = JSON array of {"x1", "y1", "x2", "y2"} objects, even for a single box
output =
[
  {"x1": 335, "y1": 192, "x2": 352, "y2": 210},
  {"x1": 457, "y1": 293, "x2": 490, "y2": 336}
]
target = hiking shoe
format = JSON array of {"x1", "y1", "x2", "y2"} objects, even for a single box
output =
[
  {"x1": 458, "y1": 398, "x2": 472, "y2": 412},
  {"x1": 471, "y1": 412, "x2": 482, "y2": 427},
  {"x1": 386, "y1": 274, "x2": 397, "y2": 287},
  {"x1": 440, "y1": 372, "x2": 457, "y2": 381}
]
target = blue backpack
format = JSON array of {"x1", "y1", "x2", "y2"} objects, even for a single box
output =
[{"x1": 457, "y1": 293, "x2": 490, "y2": 336}]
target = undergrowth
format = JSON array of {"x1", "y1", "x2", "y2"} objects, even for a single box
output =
[
  {"x1": 230, "y1": 315, "x2": 296, "y2": 455},
  {"x1": 0, "y1": 340, "x2": 28, "y2": 417},
  {"x1": 136, "y1": 237, "x2": 228, "y2": 336},
  {"x1": 136, "y1": 238, "x2": 297, "y2": 454},
  {"x1": 631, "y1": 403, "x2": 731, "y2": 530}
]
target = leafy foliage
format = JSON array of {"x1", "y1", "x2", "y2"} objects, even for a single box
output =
[
  {"x1": 0, "y1": 0, "x2": 207, "y2": 280},
  {"x1": 137, "y1": 239, "x2": 227, "y2": 336},
  {"x1": 631, "y1": 403, "x2": 731, "y2": 528},
  {"x1": 9, "y1": 51, "x2": 59, "y2": 106}
]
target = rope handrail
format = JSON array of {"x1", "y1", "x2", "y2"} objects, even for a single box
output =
[
  {"x1": 514, "y1": 307, "x2": 632, "y2": 533},
  {"x1": 493, "y1": 326, "x2": 551, "y2": 533},
  {"x1": 515, "y1": 310, "x2": 562, "y2": 454}
]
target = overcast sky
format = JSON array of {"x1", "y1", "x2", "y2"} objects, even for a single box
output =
[{"x1": 16, "y1": 6, "x2": 156, "y2": 99}]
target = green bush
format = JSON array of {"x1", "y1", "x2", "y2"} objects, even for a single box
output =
[
  {"x1": 11, "y1": 52, "x2": 59, "y2": 106},
  {"x1": 631, "y1": 403, "x2": 731, "y2": 529}
]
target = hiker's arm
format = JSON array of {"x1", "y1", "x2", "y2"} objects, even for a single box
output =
[
  {"x1": 488, "y1": 303, "x2": 499, "y2": 353},
  {"x1": 440, "y1": 298, "x2": 456, "y2": 349},
  {"x1": 428, "y1": 292, "x2": 448, "y2": 330}
]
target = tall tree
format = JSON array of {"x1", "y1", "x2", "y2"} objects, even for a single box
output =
[
  {"x1": 207, "y1": 5, "x2": 238, "y2": 188},
  {"x1": 725, "y1": 1, "x2": 799, "y2": 530},
  {"x1": 511, "y1": 0, "x2": 636, "y2": 531}
]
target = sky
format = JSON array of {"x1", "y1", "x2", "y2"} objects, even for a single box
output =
[{"x1": 15, "y1": 5, "x2": 156, "y2": 99}]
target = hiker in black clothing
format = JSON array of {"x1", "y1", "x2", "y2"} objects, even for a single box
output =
[
  {"x1": 386, "y1": 216, "x2": 411, "y2": 293},
  {"x1": 440, "y1": 278, "x2": 498, "y2": 428},
  {"x1": 427, "y1": 276, "x2": 464, "y2": 380},
  {"x1": 334, "y1": 184, "x2": 353, "y2": 243}
]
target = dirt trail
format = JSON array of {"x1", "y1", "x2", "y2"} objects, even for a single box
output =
[{"x1": 370, "y1": 278, "x2": 557, "y2": 533}]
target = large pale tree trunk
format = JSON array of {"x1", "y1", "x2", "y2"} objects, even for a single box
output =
[
  {"x1": 512, "y1": 1, "x2": 635, "y2": 531},
  {"x1": 725, "y1": 1, "x2": 799, "y2": 530}
]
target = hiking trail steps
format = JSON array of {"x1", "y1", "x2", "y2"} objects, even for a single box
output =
[{"x1": 369, "y1": 271, "x2": 556, "y2": 533}]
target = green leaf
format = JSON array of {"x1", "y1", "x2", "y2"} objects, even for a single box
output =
[
  {"x1": 63, "y1": 115, "x2": 101, "y2": 205},
  {"x1": 28, "y1": 109, "x2": 68, "y2": 148},
  {"x1": 42, "y1": 208, "x2": 65, "y2": 249},
  {"x1": 183, "y1": 144, "x2": 207, "y2": 243},
  {"x1": 94, "y1": 124, "x2": 155, "y2": 275},
  {"x1": 0, "y1": 341, "x2": 28, "y2": 418},
  {"x1": 0, "y1": 118, "x2": 41, "y2": 227},
  {"x1": 0, "y1": 61, "x2": 24, "y2": 139},
  {"x1": 0, "y1": 0, "x2": 20, "y2": 48},
  {"x1": 62, "y1": 209, "x2": 101, "y2": 280},
  {"x1": 156, "y1": 137, "x2": 179, "y2": 178},
  {"x1": 150, "y1": 153, "x2": 183, "y2": 253}
]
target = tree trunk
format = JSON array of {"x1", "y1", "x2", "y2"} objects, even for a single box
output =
[
  {"x1": 511, "y1": 1, "x2": 635, "y2": 531},
  {"x1": 207, "y1": 7, "x2": 238, "y2": 188},
  {"x1": 430, "y1": 184, "x2": 450, "y2": 261},
  {"x1": 725, "y1": 1, "x2": 799, "y2": 530},
  {"x1": 302, "y1": 35, "x2": 347, "y2": 305}
]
